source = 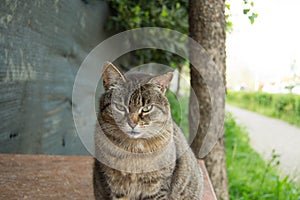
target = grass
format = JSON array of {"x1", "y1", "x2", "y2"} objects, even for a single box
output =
[
  {"x1": 227, "y1": 91, "x2": 300, "y2": 127},
  {"x1": 225, "y1": 113, "x2": 300, "y2": 199},
  {"x1": 167, "y1": 92, "x2": 300, "y2": 199}
]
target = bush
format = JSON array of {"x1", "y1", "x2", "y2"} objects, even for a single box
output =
[
  {"x1": 227, "y1": 91, "x2": 300, "y2": 127},
  {"x1": 105, "y1": 0, "x2": 188, "y2": 67},
  {"x1": 166, "y1": 90, "x2": 189, "y2": 138}
]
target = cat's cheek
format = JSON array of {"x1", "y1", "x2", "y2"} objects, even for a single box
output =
[
  {"x1": 111, "y1": 111, "x2": 126, "y2": 123},
  {"x1": 111, "y1": 109, "x2": 126, "y2": 118},
  {"x1": 150, "y1": 115, "x2": 168, "y2": 124}
]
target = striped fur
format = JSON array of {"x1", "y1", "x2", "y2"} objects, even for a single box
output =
[{"x1": 93, "y1": 63, "x2": 203, "y2": 200}]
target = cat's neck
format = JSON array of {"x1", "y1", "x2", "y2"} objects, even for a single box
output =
[{"x1": 94, "y1": 121, "x2": 176, "y2": 173}]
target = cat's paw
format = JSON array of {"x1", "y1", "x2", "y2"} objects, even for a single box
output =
[{"x1": 112, "y1": 195, "x2": 128, "y2": 200}]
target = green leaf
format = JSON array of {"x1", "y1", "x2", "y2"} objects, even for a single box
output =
[
  {"x1": 248, "y1": 13, "x2": 258, "y2": 24},
  {"x1": 225, "y1": 3, "x2": 231, "y2": 10},
  {"x1": 133, "y1": 16, "x2": 141, "y2": 25},
  {"x1": 134, "y1": 5, "x2": 141, "y2": 15},
  {"x1": 226, "y1": 21, "x2": 233, "y2": 32},
  {"x1": 243, "y1": 8, "x2": 250, "y2": 15},
  {"x1": 144, "y1": 11, "x2": 149, "y2": 19},
  {"x1": 161, "y1": 5, "x2": 168, "y2": 17}
]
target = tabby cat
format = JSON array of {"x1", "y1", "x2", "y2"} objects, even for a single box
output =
[{"x1": 93, "y1": 62, "x2": 203, "y2": 200}]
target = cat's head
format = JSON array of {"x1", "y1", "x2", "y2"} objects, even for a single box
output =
[{"x1": 98, "y1": 62, "x2": 173, "y2": 141}]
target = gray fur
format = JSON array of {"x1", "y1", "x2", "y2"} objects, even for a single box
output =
[{"x1": 93, "y1": 63, "x2": 203, "y2": 200}]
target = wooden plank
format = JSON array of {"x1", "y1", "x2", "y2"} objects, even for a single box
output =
[
  {"x1": 198, "y1": 160, "x2": 218, "y2": 200},
  {"x1": 0, "y1": 154, "x2": 216, "y2": 199},
  {"x1": 0, "y1": 154, "x2": 93, "y2": 199}
]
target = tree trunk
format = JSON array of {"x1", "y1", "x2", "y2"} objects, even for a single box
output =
[{"x1": 188, "y1": 0, "x2": 229, "y2": 199}]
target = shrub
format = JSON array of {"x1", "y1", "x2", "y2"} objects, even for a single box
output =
[{"x1": 227, "y1": 91, "x2": 300, "y2": 127}]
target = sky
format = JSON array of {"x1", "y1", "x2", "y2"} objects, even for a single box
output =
[{"x1": 226, "y1": 0, "x2": 300, "y2": 86}]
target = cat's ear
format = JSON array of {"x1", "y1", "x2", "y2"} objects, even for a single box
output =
[
  {"x1": 102, "y1": 61, "x2": 125, "y2": 90},
  {"x1": 148, "y1": 72, "x2": 173, "y2": 94}
]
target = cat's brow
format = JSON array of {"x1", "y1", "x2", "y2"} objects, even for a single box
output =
[
  {"x1": 138, "y1": 85, "x2": 143, "y2": 105},
  {"x1": 154, "y1": 104, "x2": 166, "y2": 114}
]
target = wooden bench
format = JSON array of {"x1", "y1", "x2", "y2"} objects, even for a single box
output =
[{"x1": 0, "y1": 154, "x2": 216, "y2": 199}]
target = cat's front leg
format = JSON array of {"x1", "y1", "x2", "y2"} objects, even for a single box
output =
[
  {"x1": 141, "y1": 193, "x2": 169, "y2": 200},
  {"x1": 111, "y1": 195, "x2": 128, "y2": 200}
]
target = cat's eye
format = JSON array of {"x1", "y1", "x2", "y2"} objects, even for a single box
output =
[
  {"x1": 115, "y1": 104, "x2": 126, "y2": 112},
  {"x1": 142, "y1": 105, "x2": 153, "y2": 113}
]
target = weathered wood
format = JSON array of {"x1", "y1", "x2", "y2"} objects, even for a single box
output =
[
  {"x1": 198, "y1": 160, "x2": 218, "y2": 200},
  {"x1": 0, "y1": 154, "x2": 94, "y2": 200},
  {"x1": 0, "y1": 0, "x2": 108, "y2": 155},
  {"x1": 0, "y1": 154, "x2": 216, "y2": 200}
]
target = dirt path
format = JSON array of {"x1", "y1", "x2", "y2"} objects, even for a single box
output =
[{"x1": 226, "y1": 105, "x2": 300, "y2": 181}]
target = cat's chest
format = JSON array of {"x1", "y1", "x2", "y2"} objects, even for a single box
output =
[{"x1": 105, "y1": 166, "x2": 174, "y2": 198}]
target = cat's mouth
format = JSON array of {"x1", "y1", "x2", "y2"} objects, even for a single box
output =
[{"x1": 126, "y1": 131, "x2": 143, "y2": 139}]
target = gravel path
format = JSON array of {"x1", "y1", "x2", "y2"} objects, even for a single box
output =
[{"x1": 226, "y1": 105, "x2": 300, "y2": 181}]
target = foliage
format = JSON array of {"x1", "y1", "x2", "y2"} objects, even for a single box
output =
[
  {"x1": 105, "y1": 0, "x2": 257, "y2": 66},
  {"x1": 105, "y1": 0, "x2": 188, "y2": 33},
  {"x1": 105, "y1": 0, "x2": 188, "y2": 66},
  {"x1": 225, "y1": 0, "x2": 258, "y2": 32},
  {"x1": 225, "y1": 3, "x2": 234, "y2": 32},
  {"x1": 227, "y1": 91, "x2": 300, "y2": 127},
  {"x1": 225, "y1": 113, "x2": 300, "y2": 199},
  {"x1": 242, "y1": 0, "x2": 258, "y2": 24},
  {"x1": 166, "y1": 90, "x2": 189, "y2": 138}
]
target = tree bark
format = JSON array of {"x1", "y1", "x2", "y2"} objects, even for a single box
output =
[{"x1": 188, "y1": 0, "x2": 229, "y2": 199}]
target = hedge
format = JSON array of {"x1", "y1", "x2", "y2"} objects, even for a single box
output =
[{"x1": 227, "y1": 91, "x2": 300, "y2": 127}]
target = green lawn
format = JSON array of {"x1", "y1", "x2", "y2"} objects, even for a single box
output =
[
  {"x1": 167, "y1": 93, "x2": 300, "y2": 199},
  {"x1": 225, "y1": 113, "x2": 300, "y2": 199},
  {"x1": 226, "y1": 91, "x2": 300, "y2": 127}
]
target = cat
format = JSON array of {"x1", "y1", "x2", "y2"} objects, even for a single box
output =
[{"x1": 93, "y1": 62, "x2": 203, "y2": 200}]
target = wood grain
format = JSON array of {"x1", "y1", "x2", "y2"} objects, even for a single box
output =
[
  {"x1": 0, "y1": 0, "x2": 108, "y2": 155},
  {"x1": 0, "y1": 154, "x2": 216, "y2": 200}
]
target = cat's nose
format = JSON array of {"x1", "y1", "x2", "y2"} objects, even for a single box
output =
[
  {"x1": 128, "y1": 120, "x2": 137, "y2": 129},
  {"x1": 128, "y1": 114, "x2": 138, "y2": 129}
]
